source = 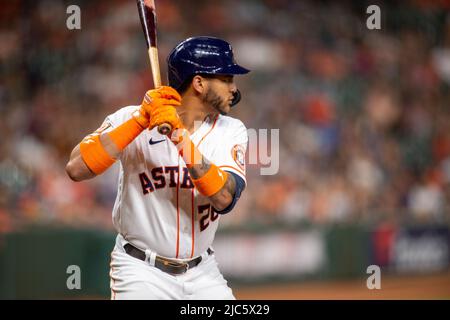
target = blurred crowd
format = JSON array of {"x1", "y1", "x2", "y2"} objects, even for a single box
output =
[{"x1": 1, "y1": 0, "x2": 450, "y2": 232}]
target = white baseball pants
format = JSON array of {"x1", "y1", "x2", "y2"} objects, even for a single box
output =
[{"x1": 109, "y1": 235, "x2": 235, "y2": 300}]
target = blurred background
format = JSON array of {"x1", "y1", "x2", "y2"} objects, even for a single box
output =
[{"x1": 1, "y1": 0, "x2": 450, "y2": 299}]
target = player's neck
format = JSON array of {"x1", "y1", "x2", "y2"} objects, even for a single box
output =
[{"x1": 179, "y1": 96, "x2": 218, "y2": 134}]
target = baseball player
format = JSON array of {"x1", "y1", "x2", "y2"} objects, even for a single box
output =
[{"x1": 66, "y1": 36, "x2": 250, "y2": 299}]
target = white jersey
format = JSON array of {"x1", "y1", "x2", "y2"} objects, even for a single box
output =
[{"x1": 103, "y1": 105, "x2": 248, "y2": 260}]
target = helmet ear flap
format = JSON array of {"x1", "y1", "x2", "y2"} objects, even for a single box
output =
[{"x1": 230, "y1": 90, "x2": 241, "y2": 107}]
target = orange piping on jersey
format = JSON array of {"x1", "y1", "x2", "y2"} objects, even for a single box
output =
[
  {"x1": 219, "y1": 165, "x2": 246, "y2": 178},
  {"x1": 196, "y1": 114, "x2": 219, "y2": 149},
  {"x1": 175, "y1": 160, "x2": 180, "y2": 259},
  {"x1": 190, "y1": 187, "x2": 195, "y2": 259}
]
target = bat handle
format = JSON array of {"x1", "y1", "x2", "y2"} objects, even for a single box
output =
[
  {"x1": 148, "y1": 47, "x2": 172, "y2": 136},
  {"x1": 158, "y1": 123, "x2": 172, "y2": 135}
]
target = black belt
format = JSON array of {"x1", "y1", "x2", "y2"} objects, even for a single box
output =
[{"x1": 124, "y1": 243, "x2": 213, "y2": 275}]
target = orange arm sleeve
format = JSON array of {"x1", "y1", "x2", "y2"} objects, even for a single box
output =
[{"x1": 80, "y1": 112, "x2": 147, "y2": 175}]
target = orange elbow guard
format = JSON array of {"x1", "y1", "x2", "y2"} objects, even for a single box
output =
[
  {"x1": 191, "y1": 164, "x2": 228, "y2": 197},
  {"x1": 80, "y1": 134, "x2": 115, "y2": 175}
]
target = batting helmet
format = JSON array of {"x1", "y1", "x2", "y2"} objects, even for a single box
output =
[{"x1": 167, "y1": 36, "x2": 250, "y2": 106}]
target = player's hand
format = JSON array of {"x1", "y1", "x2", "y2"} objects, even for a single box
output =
[
  {"x1": 148, "y1": 103, "x2": 184, "y2": 133},
  {"x1": 133, "y1": 86, "x2": 182, "y2": 128},
  {"x1": 142, "y1": 86, "x2": 182, "y2": 115}
]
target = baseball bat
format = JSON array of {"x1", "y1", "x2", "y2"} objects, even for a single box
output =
[{"x1": 137, "y1": 0, "x2": 171, "y2": 135}]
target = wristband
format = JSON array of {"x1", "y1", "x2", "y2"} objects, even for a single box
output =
[
  {"x1": 80, "y1": 112, "x2": 146, "y2": 175},
  {"x1": 80, "y1": 134, "x2": 115, "y2": 175},
  {"x1": 191, "y1": 164, "x2": 228, "y2": 197}
]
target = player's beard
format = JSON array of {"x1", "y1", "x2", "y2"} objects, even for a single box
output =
[{"x1": 202, "y1": 88, "x2": 230, "y2": 115}]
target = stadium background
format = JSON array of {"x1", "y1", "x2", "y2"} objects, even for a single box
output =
[{"x1": 1, "y1": 0, "x2": 450, "y2": 299}]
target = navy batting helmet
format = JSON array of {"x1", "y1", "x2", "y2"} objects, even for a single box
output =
[{"x1": 167, "y1": 36, "x2": 250, "y2": 106}]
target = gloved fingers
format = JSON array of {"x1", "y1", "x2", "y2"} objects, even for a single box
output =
[
  {"x1": 151, "y1": 113, "x2": 180, "y2": 125},
  {"x1": 143, "y1": 96, "x2": 181, "y2": 107},
  {"x1": 156, "y1": 86, "x2": 182, "y2": 102},
  {"x1": 150, "y1": 106, "x2": 178, "y2": 117},
  {"x1": 150, "y1": 107, "x2": 180, "y2": 122},
  {"x1": 150, "y1": 119, "x2": 181, "y2": 131},
  {"x1": 158, "y1": 98, "x2": 181, "y2": 106},
  {"x1": 149, "y1": 86, "x2": 182, "y2": 102}
]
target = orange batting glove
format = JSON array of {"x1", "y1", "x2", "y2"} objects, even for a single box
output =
[
  {"x1": 134, "y1": 86, "x2": 182, "y2": 129},
  {"x1": 149, "y1": 104, "x2": 184, "y2": 132}
]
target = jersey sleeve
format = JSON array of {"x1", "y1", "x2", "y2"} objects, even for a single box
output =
[
  {"x1": 211, "y1": 119, "x2": 248, "y2": 185},
  {"x1": 102, "y1": 105, "x2": 139, "y2": 130}
]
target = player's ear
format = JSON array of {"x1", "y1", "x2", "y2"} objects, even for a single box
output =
[{"x1": 192, "y1": 75, "x2": 207, "y2": 95}]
